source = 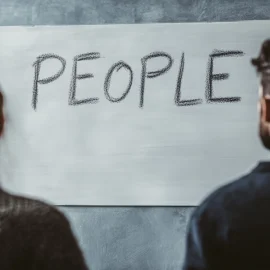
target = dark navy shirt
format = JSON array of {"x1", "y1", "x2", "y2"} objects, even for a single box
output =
[{"x1": 183, "y1": 162, "x2": 270, "y2": 270}]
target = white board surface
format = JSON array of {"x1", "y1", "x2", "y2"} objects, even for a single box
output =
[{"x1": 0, "y1": 21, "x2": 268, "y2": 205}]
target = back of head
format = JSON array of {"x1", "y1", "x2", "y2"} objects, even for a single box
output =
[{"x1": 252, "y1": 40, "x2": 270, "y2": 149}]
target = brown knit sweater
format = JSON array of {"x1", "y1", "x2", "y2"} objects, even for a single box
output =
[{"x1": 0, "y1": 188, "x2": 88, "y2": 270}]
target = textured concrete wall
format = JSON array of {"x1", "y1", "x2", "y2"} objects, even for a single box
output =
[
  {"x1": 0, "y1": 0, "x2": 270, "y2": 269},
  {"x1": 1, "y1": 0, "x2": 270, "y2": 25},
  {"x1": 62, "y1": 207, "x2": 193, "y2": 270}
]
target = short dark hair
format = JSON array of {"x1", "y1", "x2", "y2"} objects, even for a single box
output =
[
  {"x1": 252, "y1": 40, "x2": 270, "y2": 150},
  {"x1": 252, "y1": 40, "x2": 270, "y2": 96},
  {"x1": 252, "y1": 39, "x2": 270, "y2": 72}
]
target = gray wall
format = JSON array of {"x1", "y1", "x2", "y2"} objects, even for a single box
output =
[{"x1": 1, "y1": 0, "x2": 269, "y2": 269}]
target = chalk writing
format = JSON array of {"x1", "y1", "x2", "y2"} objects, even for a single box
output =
[
  {"x1": 206, "y1": 50, "x2": 244, "y2": 103},
  {"x1": 174, "y1": 53, "x2": 203, "y2": 106},
  {"x1": 69, "y1": 52, "x2": 100, "y2": 106},
  {"x1": 140, "y1": 52, "x2": 173, "y2": 108},
  {"x1": 32, "y1": 50, "x2": 245, "y2": 111},
  {"x1": 104, "y1": 61, "x2": 133, "y2": 103},
  {"x1": 32, "y1": 54, "x2": 66, "y2": 110}
]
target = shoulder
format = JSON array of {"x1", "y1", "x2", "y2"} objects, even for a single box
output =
[
  {"x1": 1, "y1": 191, "x2": 70, "y2": 229},
  {"x1": 25, "y1": 199, "x2": 69, "y2": 228},
  {"x1": 0, "y1": 191, "x2": 73, "y2": 251},
  {"x1": 189, "y1": 172, "x2": 253, "y2": 230}
]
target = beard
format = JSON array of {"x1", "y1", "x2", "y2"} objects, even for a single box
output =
[{"x1": 260, "y1": 120, "x2": 270, "y2": 150}]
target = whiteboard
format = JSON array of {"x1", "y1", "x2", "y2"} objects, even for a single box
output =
[{"x1": 0, "y1": 21, "x2": 268, "y2": 205}]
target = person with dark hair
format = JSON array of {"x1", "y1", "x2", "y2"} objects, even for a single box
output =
[
  {"x1": 182, "y1": 40, "x2": 270, "y2": 270},
  {"x1": 0, "y1": 91, "x2": 88, "y2": 269}
]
